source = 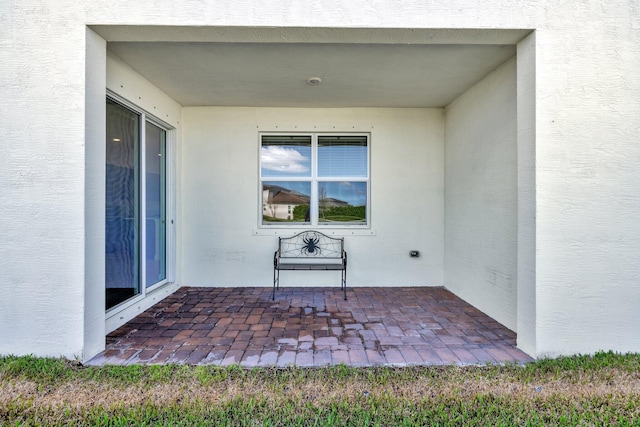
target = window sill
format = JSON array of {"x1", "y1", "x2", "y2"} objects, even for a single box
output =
[{"x1": 252, "y1": 228, "x2": 376, "y2": 236}]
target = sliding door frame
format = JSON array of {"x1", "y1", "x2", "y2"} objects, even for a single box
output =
[{"x1": 105, "y1": 91, "x2": 176, "y2": 317}]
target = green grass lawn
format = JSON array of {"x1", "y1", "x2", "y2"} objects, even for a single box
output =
[{"x1": 1, "y1": 352, "x2": 640, "y2": 426}]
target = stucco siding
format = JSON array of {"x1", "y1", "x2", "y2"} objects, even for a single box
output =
[
  {"x1": 84, "y1": 27, "x2": 107, "y2": 360},
  {"x1": 444, "y1": 58, "x2": 518, "y2": 332},
  {"x1": 0, "y1": 2, "x2": 88, "y2": 359},
  {"x1": 534, "y1": 24, "x2": 640, "y2": 357},
  {"x1": 181, "y1": 107, "x2": 444, "y2": 289},
  {"x1": 516, "y1": 32, "x2": 537, "y2": 357}
]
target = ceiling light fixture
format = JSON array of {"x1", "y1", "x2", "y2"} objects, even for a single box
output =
[{"x1": 307, "y1": 77, "x2": 322, "y2": 86}]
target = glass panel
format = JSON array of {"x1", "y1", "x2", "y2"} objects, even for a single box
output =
[
  {"x1": 318, "y1": 136, "x2": 368, "y2": 177},
  {"x1": 318, "y1": 181, "x2": 367, "y2": 224},
  {"x1": 262, "y1": 181, "x2": 311, "y2": 224},
  {"x1": 261, "y1": 135, "x2": 312, "y2": 178},
  {"x1": 105, "y1": 99, "x2": 140, "y2": 310},
  {"x1": 145, "y1": 122, "x2": 166, "y2": 287}
]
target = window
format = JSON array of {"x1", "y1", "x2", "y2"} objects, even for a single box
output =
[{"x1": 260, "y1": 134, "x2": 369, "y2": 226}]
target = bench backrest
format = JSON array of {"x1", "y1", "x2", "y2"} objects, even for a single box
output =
[{"x1": 278, "y1": 230, "x2": 344, "y2": 260}]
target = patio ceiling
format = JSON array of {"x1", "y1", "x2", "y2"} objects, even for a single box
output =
[{"x1": 97, "y1": 27, "x2": 529, "y2": 108}]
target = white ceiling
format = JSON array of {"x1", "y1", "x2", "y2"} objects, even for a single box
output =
[{"x1": 103, "y1": 27, "x2": 524, "y2": 108}]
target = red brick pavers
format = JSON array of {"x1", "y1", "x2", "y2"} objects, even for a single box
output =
[{"x1": 87, "y1": 287, "x2": 533, "y2": 367}]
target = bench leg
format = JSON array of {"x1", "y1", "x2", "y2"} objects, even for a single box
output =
[
  {"x1": 342, "y1": 269, "x2": 347, "y2": 300},
  {"x1": 272, "y1": 268, "x2": 279, "y2": 300}
]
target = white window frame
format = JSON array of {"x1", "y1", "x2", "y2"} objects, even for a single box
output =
[
  {"x1": 259, "y1": 132, "x2": 371, "y2": 229},
  {"x1": 105, "y1": 91, "x2": 176, "y2": 316}
]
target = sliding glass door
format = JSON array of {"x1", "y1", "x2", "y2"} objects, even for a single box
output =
[
  {"x1": 106, "y1": 99, "x2": 140, "y2": 309},
  {"x1": 106, "y1": 97, "x2": 170, "y2": 311},
  {"x1": 144, "y1": 121, "x2": 167, "y2": 288}
]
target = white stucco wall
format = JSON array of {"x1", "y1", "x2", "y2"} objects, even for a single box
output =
[
  {"x1": 2, "y1": 0, "x2": 640, "y2": 360},
  {"x1": 534, "y1": 16, "x2": 640, "y2": 357},
  {"x1": 181, "y1": 107, "x2": 444, "y2": 288},
  {"x1": 0, "y1": 3, "x2": 89, "y2": 359},
  {"x1": 516, "y1": 32, "x2": 537, "y2": 357},
  {"x1": 84, "y1": 28, "x2": 107, "y2": 360},
  {"x1": 444, "y1": 58, "x2": 518, "y2": 331}
]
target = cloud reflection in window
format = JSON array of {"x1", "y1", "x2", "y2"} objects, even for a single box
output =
[{"x1": 261, "y1": 146, "x2": 310, "y2": 175}]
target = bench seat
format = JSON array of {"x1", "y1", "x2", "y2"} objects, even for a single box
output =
[{"x1": 277, "y1": 263, "x2": 345, "y2": 271}]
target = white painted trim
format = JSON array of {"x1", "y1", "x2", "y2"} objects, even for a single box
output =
[
  {"x1": 258, "y1": 132, "x2": 371, "y2": 229},
  {"x1": 140, "y1": 111, "x2": 147, "y2": 293},
  {"x1": 166, "y1": 128, "x2": 177, "y2": 283},
  {"x1": 252, "y1": 228, "x2": 377, "y2": 236}
]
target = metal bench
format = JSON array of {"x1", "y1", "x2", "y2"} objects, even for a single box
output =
[{"x1": 273, "y1": 230, "x2": 347, "y2": 300}]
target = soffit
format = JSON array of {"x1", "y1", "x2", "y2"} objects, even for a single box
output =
[{"x1": 99, "y1": 27, "x2": 528, "y2": 108}]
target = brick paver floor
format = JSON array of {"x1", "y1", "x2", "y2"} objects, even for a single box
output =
[{"x1": 86, "y1": 287, "x2": 533, "y2": 367}]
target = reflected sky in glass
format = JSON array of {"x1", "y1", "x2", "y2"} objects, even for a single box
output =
[
  {"x1": 261, "y1": 137, "x2": 311, "y2": 178},
  {"x1": 261, "y1": 136, "x2": 367, "y2": 178}
]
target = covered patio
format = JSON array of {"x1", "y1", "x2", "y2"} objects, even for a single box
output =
[
  {"x1": 88, "y1": 287, "x2": 532, "y2": 367},
  {"x1": 75, "y1": 26, "x2": 540, "y2": 364}
]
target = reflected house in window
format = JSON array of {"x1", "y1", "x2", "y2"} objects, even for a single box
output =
[
  {"x1": 262, "y1": 184, "x2": 350, "y2": 222},
  {"x1": 263, "y1": 184, "x2": 310, "y2": 221}
]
